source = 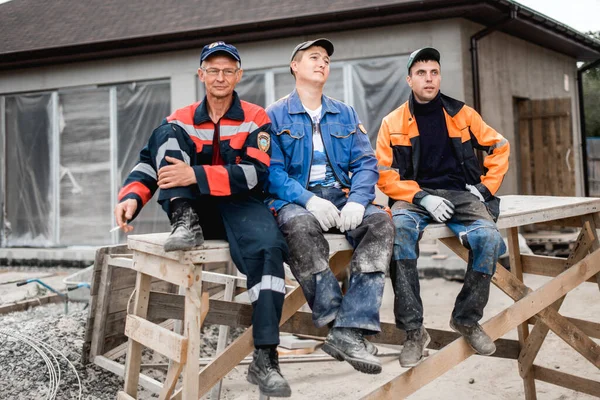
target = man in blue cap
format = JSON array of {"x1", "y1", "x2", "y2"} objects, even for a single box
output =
[
  {"x1": 376, "y1": 47, "x2": 510, "y2": 367},
  {"x1": 266, "y1": 38, "x2": 395, "y2": 375},
  {"x1": 114, "y1": 41, "x2": 292, "y2": 397}
]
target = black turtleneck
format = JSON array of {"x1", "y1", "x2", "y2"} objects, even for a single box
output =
[{"x1": 413, "y1": 92, "x2": 466, "y2": 191}]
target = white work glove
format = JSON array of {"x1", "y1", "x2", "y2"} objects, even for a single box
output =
[
  {"x1": 419, "y1": 195, "x2": 455, "y2": 223},
  {"x1": 305, "y1": 196, "x2": 341, "y2": 231},
  {"x1": 339, "y1": 202, "x2": 365, "y2": 233},
  {"x1": 466, "y1": 184, "x2": 485, "y2": 202}
]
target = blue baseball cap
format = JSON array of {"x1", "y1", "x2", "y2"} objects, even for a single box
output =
[{"x1": 200, "y1": 41, "x2": 241, "y2": 65}]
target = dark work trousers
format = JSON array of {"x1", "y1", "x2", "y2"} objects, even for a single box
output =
[
  {"x1": 153, "y1": 130, "x2": 288, "y2": 347},
  {"x1": 390, "y1": 189, "x2": 506, "y2": 331},
  {"x1": 276, "y1": 186, "x2": 394, "y2": 335}
]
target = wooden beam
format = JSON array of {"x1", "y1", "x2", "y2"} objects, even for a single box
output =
[
  {"x1": 124, "y1": 315, "x2": 188, "y2": 364},
  {"x1": 518, "y1": 222, "x2": 594, "y2": 378},
  {"x1": 533, "y1": 365, "x2": 600, "y2": 397},
  {"x1": 0, "y1": 293, "x2": 62, "y2": 315},
  {"x1": 103, "y1": 319, "x2": 176, "y2": 361},
  {"x1": 132, "y1": 252, "x2": 195, "y2": 288},
  {"x1": 159, "y1": 361, "x2": 183, "y2": 400},
  {"x1": 521, "y1": 254, "x2": 597, "y2": 283},
  {"x1": 361, "y1": 247, "x2": 600, "y2": 399},
  {"x1": 507, "y1": 227, "x2": 536, "y2": 399},
  {"x1": 527, "y1": 316, "x2": 600, "y2": 340},
  {"x1": 182, "y1": 269, "x2": 203, "y2": 400},
  {"x1": 95, "y1": 355, "x2": 162, "y2": 393},
  {"x1": 90, "y1": 256, "x2": 113, "y2": 361},
  {"x1": 123, "y1": 272, "x2": 152, "y2": 398},
  {"x1": 117, "y1": 391, "x2": 136, "y2": 400}
]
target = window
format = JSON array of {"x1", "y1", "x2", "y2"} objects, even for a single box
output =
[
  {"x1": 1, "y1": 79, "x2": 171, "y2": 246},
  {"x1": 223, "y1": 55, "x2": 410, "y2": 146}
]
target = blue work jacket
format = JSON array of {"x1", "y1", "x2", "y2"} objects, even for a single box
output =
[{"x1": 265, "y1": 89, "x2": 378, "y2": 213}]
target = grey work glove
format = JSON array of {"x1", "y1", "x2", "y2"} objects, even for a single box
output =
[
  {"x1": 306, "y1": 195, "x2": 341, "y2": 231},
  {"x1": 466, "y1": 184, "x2": 485, "y2": 202},
  {"x1": 419, "y1": 195, "x2": 455, "y2": 223},
  {"x1": 339, "y1": 201, "x2": 365, "y2": 233}
]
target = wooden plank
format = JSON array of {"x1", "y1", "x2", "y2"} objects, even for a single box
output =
[
  {"x1": 361, "y1": 247, "x2": 600, "y2": 399},
  {"x1": 89, "y1": 256, "x2": 113, "y2": 361},
  {"x1": 532, "y1": 100, "x2": 545, "y2": 194},
  {"x1": 95, "y1": 355, "x2": 162, "y2": 394},
  {"x1": 117, "y1": 391, "x2": 136, "y2": 400},
  {"x1": 159, "y1": 361, "x2": 183, "y2": 400},
  {"x1": 123, "y1": 272, "x2": 152, "y2": 397},
  {"x1": 132, "y1": 252, "x2": 195, "y2": 288},
  {"x1": 124, "y1": 315, "x2": 188, "y2": 364},
  {"x1": 519, "y1": 100, "x2": 533, "y2": 195},
  {"x1": 448, "y1": 234, "x2": 600, "y2": 371},
  {"x1": 518, "y1": 221, "x2": 594, "y2": 377},
  {"x1": 103, "y1": 319, "x2": 176, "y2": 361},
  {"x1": 507, "y1": 227, "x2": 536, "y2": 399},
  {"x1": 182, "y1": 268, "x2": 203, "y2": 400},
  {"x1": 0, "y1": 293, "x2": 63, "y2": 315},
  {"x1": 527, "y1": 316, "x2": 600, "y2": 340},
  {"x1": 547, "y1": 99, "x2": 560, "y2": 196},
  {"x1": 521, "y1": 254, "x2": 598, "y2": 283},
  {"x1": 533, "y1": 365, "x2": 600, "y2": 397},
  {"x1": 559, "y1": 98, "x2": 575, "y2": 196},
  {"x1": 170, "y1": 249, "x2": 352, "y2": 400}
]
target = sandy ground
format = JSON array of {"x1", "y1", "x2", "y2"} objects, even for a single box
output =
[{"x1": 1, "y1": 268, "x2": 598, "y2": 399}]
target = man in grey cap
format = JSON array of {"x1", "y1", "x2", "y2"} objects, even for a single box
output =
[
  {"x1": 265, "y1": 38, "x2": 395, "y2": 375},
  {"x1": 376, "y1": 47, "x2": 510, "y2": 367}
]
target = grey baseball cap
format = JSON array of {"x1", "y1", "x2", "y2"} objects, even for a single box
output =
[
  {"x1": 407, "y1": 47, "x2": 440, "y2": 73},
  {"x1": 289, "y1": 38, "x2": 334, "y2": 75}
]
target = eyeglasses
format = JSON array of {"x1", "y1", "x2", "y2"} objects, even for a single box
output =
[{"x1": 201, "y1": 67, "x2": 239, "y2": 77}]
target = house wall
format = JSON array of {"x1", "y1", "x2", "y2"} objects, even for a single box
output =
[
  {"x1": 462, "y1": 21, "x2": 582, "y2": 196},
  {"x1": 0, "y1": 18, "x2": 466, "y2": 108}
]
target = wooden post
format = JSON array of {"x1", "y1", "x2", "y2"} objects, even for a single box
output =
[
  {"x1": 507, "y1": 227, "x2": 537, "y2": 400},
  {"x1": 181, "y1": 267, "x2": 203, "y2": 400},
  {"x1": 123, "y1": 270, "x2": 152, "y2": 397}
]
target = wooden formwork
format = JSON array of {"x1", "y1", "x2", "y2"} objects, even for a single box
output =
[{"x1": 84, "y1": 195, "x2": 600, "y2": 399}]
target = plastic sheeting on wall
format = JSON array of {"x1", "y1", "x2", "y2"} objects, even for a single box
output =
[
  {"x1": 1, "y1": 80, "x2": 171, "y2": 247},
  {"x1": 4, "y1": 94, "x2": 55, "y2": 247},
  {"x1": 58, "y1": 88, "x2": 111, "y2": 245},
  {"x1": 116, "y1": 81, "x2": 171, "y2": 239},
  {"x1": 351, "y1": 56, "x2": 410, "y2": 147}
]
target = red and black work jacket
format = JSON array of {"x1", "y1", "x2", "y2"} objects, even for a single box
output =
[{"x1": 118, "y1": 91, "x2": 272, "y2": 220}]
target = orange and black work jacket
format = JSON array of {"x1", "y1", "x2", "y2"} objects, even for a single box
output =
[
  {"x1": 118, "y1": 92, "x2": 272, "y2": 220},
  {"x1": 376, "y1": 92, "x2": 509, "y2": 205}
]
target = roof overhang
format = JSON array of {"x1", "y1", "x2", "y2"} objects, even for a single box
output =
[{"x1": 1, "y1": 0, "x2": 599, "y2": 71}]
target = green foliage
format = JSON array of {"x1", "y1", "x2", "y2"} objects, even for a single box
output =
[{"x1": 583, "y1": 31, "x2": 600, "y2": 137}]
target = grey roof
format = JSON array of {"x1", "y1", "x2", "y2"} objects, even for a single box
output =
[{"x1": 1, "y1": 0, "x2": 599, "y2": 70}]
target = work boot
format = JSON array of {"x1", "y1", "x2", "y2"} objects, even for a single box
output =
[
  {"x1": 322, "y1": 328, "x2": 382, "y2": 374},
  {"x1": 247, "y1": 348, "x2": 292, "y2": 398},
  {"x1": 163, "y1": 200, "x2": 204, "y2": 252},
  {"x1": 364, "y1": 338, "x2": 378, "y2": 356},
  {"x1": 399, "y1": 326, "x2": 431, "y2": 368},
  {"x1": 450, "y1": 319, "x2": 496, "y2": 356}
]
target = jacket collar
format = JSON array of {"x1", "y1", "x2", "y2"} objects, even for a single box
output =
[
  {"x1": 286, "y1": 88, "x2": 340, "y2": 116},
  {"x1": 194, "y1": 90, "x2": 244, "y2": 125},
  {"x1": 408, "y1": 91, "x2": 465, "y2": 118}
]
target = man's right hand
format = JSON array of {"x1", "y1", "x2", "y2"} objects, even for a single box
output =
[
  {"x1": 418, "y1": 195, "x2": 455, "y2": 223},
  {"x1": 305, "y1": 196, "x2": 341, "y2": 231},
  {"x1": 114, "y1": 199, "x2": 137, "y2": 233}
]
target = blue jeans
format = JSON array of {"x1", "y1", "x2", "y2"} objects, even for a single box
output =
[
  {"x1": 276, "y1": 186, "x2": 394, "y2": 334},
  {"x1": 391, "y1": 189, "x2": 506, "y2": 330}
]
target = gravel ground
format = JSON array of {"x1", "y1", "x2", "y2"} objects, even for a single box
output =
[{"x1": 0, "y1": 301, "x2": 236, "y2": 399}]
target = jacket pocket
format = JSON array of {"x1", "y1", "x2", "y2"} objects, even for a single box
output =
[
  {"x1": 328, "y1": 123, "x2": 356, "y2": 167},
  {"x1": 275, "y1": 124, "x2": 305, "y2": 167}
]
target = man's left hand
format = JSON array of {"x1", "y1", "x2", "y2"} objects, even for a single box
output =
[
  {"x1": 158, "y1": 156, "x2": 197, "y2": 189},
  {"x1": 466, "y1": 184, "x2": 485, "y2": 202},
  {"x1": 339, "y1": 202, "x2": 365, "y2": 232}
]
